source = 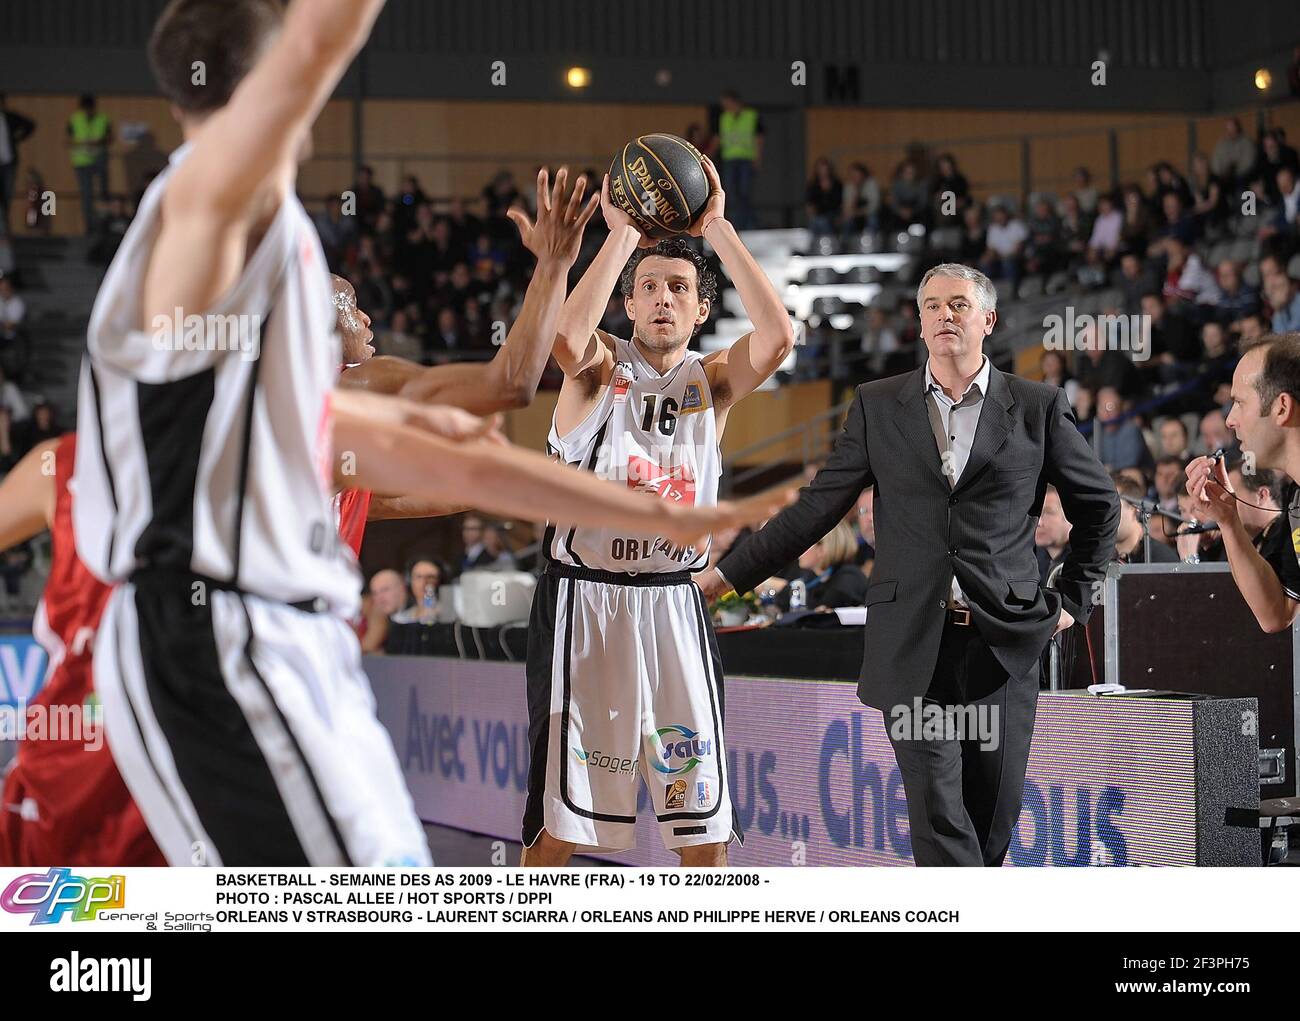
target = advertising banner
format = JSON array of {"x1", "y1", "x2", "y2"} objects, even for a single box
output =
[{"x1": 368, "y1": 657, "x2": 1205, "y2": 867}]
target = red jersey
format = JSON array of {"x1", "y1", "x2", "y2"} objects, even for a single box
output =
[
  {"x1": 333, "y1": 361, "x2": 373, "y2": 559},
  {"x1": 0, "y1": 433, "x2": 164, "y2": 866},
  {"x1": 335, "y1": 486, "x2": 372, "y2": 558}
]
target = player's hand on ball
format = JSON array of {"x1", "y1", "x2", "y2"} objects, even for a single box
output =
[
  {"x1": 600, "y1": 174, "x2": 656, "y2": 248},
  {"x1": 1183, "y1": 455, "x2": 1238, "y2": 526},
  {"x1": 693, "y1": 567, "x2": 732, "y2": 602},
  {"x1": 507, "y1": 167, "x2": 600, "y2": 267},
  {"x1": 688, "y1": 154, "x2": 725, "y2": 238}
]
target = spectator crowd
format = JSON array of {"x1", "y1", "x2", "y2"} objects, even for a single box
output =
[
  {"x1": 3, "y1": 91, "x2": 1300, "y2": 636},
  {"x1": 801, "y1": 119, "x2": 1300, "y2": 393}
]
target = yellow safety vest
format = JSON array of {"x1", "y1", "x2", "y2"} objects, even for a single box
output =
[
  {"x1": 718, "y1": 108, "x2": 759, "y2": 161},
  {"x1": 69, "y1": 110, "x2": 110, "y2": 167}
]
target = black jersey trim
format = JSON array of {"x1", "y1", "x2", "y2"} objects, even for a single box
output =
[
  {"x1": 86, "y1": 360, "x2": 119, "y2": 568},
  {"x1": 230, "y1": 305, "x2": 270, "y2": 587},
  {"x1": 132, "y1": 368, "x2": 216, "y2": 571},
  {"x1": 560, "y1": 415, "x2": 611, "y2": 569},
  {"x1": 557, "y1": 577, "x2": 638, "y2": 826}
]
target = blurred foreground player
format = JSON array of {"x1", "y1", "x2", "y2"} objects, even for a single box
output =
[
  {"x1": 0, "y1": 436, "x2": 164, "y2": 866},
  {"x1": 75, "y1": 0, "x2": 784, "y2": 866},
  {"x1": 521, "y1": 156, "x2": 796, "y2": 866}
]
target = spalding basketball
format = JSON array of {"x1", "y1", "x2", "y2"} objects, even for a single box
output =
[{"x1": 608, "y1": 133, "x2": 709, "y2": 240}]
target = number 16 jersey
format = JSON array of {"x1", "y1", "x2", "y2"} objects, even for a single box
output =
[{"x1": 545, "y1": 335, "x2": 721, "y2": 574}]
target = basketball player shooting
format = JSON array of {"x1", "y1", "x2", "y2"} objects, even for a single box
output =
[
  {"x1": 72, "y1": 0, "x2": 789, "y2": 867},
  {"x1": 521, "y1": 151, "x2": 797, "y2": 866}
]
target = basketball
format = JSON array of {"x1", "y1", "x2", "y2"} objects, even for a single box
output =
[{"x1": 608, "y1": 133, "x2": 710, "y2": 239}]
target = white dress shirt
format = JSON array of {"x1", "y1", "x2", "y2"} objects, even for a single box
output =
[{"x1": 924, "y1": 356, "x2": 992, "y2": 607}]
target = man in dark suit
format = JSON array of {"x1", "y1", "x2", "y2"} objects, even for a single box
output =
[{"x1": 696, "y1": 263, "x2": 1119, "y2": 866}]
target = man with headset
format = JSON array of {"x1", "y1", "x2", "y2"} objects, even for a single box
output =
[{"x1": 1185, "y1": 333, "x2": 1300, "y2": 633}]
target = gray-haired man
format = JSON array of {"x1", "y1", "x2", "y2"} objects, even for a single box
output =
[{"x1": 697, "y1": 263, "x2": 1118, "y2": 866}]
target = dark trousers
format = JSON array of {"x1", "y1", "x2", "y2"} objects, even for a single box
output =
[
  {"x1": 887, "y1": 620, "x2": 1039, "y2": 866},
  {"x1": 0, "y1": 161, "x2": 15, "y2": 235},
  {"x1": 721, "y1": 158, "x2": 755, "y2": 230},
  {"x1": 75, "y1": 156, "x2": 108, "y2": 234}
]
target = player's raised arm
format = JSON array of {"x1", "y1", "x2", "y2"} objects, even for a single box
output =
[
  {"x1": 145, "y1": 0, "x2": 387, "y2": 322},
  {"x1": 550, "y1": 174, "x2": 652, "y2": 377},
  {"x1": 392, "y1": 167, "x2": 600, "y2": 412},
  {"x1": 694, "y1": 154, "x2": 796, "y2": 413},
  {"x1": 365, "y1": 495, "x2": 470, "y2": 520},
  {"x1": 332, "y1": 389, "x2": 792, "y2": 546}
]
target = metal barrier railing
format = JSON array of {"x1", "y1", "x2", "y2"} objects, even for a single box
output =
[{"x1": 724, "y1": 396, "x2": 852, "y2": 494}]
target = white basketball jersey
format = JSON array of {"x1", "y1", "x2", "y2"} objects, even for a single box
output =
[
  {"x1": 72, "y1": 143, "x2": 360, "y2": 617},
  {"x1": 545, "y1": 336, "x2": 720, "y2": 573}
]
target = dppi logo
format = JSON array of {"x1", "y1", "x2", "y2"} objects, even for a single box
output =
[
  {"x1": 652, "y1": 724, "x2": 712, "y2": 775},
  {"x1": 1, "y1": 868, "x2": 126, "y2": 925}
]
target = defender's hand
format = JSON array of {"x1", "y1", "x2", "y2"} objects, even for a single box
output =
[
  {"x1": 662, "y1": 482, "x2": 796, "y2": 550},
  {"x1": 404, "y1": 405, "x2": 502, "y2": 444},
  {"x1": 506, "y1": 167, "x2": 600, "y2": 268}
]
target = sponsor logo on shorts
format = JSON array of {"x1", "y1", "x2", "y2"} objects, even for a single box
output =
[
  {"x1": 573, "y1": 747, "x2": 636, "y2": 779},
  {"x1": 664, "y1": 779, "x2": 688, "y2": 810},
  {"x1": 696, "y1": 780, "x2": 711, "y2": 808},
  {"x1": 1, "y1": 868, "x2": 126, "y2": 925},
  {"x1": 652, "y1": 724, "x2": 713, "y2": 775}
]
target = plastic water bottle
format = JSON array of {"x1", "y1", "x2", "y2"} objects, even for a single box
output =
[
  {"x1": 789, "y1": 579, "x2": 807, "y2": 611},
  {"x1": 422, "y1": 585, "x2": 436, "y2": 622}
]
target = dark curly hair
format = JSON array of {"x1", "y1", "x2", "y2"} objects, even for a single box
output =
[{"x1": 618, "y1": 238, "x2": 718, "y2": 336}]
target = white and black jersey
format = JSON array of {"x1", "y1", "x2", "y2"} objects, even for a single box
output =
[
  {"x1": 73, "y1": 143, "x2": 360, "y2": 618},
  {"x1": 544, "y1": 335, "x2": 721, "y2": 574},
  {"x1": 523, "y1": 336, "x2": 740, "y2": 854},
  {"x1": 68, "y1": 144, "x2": 429, "y2": 866}
]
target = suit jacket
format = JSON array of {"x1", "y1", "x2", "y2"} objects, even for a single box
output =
[{"x1": 718, "y1": 365, "x2": 1119, "y2": 711}]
